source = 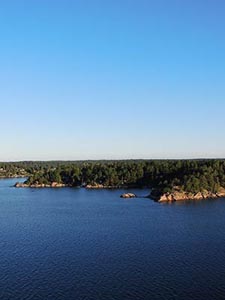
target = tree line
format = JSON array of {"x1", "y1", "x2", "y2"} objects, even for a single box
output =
[{"x1": 4, "y1": 159, "x2": 223, "y2": 193}]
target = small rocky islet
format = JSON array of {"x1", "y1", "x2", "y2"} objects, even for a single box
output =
[{"x1": 120, "y1": 193, "x2": 137, "y2": 198}]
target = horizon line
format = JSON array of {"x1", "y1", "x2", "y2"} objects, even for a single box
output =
[{"x1": 1, "y1": 157, "x2": 225, "y2": 163}]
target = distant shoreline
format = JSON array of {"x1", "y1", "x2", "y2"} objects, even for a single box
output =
[
  {"x1": 14, "y1": 182, "x2": 139, "y2": 189},
  {"x1": 0, "y1": 175, "x2": 28, "y2": 179},
  {"x1": 1, "y1": 159, "x2": 225, "y2": 203}
]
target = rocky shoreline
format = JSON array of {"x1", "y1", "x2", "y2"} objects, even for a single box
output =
[
  {"x1": 149, "y1": 187, "x2": 225, "y2": 202},
  {"x1": 14, "y1": 182, "x2": 130, "y2": 189},
  {"x1": 85, "y1": 184, "x2": 128, "y2": 189},
  {"x1": 0, "y1": 175, "x2": 28, "y2": 179},
  {"x1": 14, "y1": 182, "x2": 68, "y2": 188},
  {"x1": 14, "y1": 181, "x2": 225, "y2": 203}
]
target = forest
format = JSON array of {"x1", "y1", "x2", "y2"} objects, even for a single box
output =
[{"x1": 2, "y1": 160, "x2": 225, "y2": 194}]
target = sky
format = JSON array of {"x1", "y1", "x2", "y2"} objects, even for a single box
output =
[{"x1": 0, "y1": 0, "x2": 225, "y2": 161}]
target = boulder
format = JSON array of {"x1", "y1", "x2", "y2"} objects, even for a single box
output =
[
  {"x1": 14, "y1": 182, "x2": 28, "y2": 188},
  {"x1": 120, "y1": 193, "x2": 136, "y2": 198}
]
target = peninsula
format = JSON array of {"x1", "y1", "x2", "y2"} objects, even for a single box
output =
[{"x1": 8, "y1": 159, "x2": 225, "y2": 202}]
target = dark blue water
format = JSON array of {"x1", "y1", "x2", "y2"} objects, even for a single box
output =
[{"x1": 1, "y1": 178, "x2": 225, "y2": 299}]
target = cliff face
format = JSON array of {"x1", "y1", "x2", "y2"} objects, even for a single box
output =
[{"x1": 150, "y1": 187, "x2": 225, "y2": 202}]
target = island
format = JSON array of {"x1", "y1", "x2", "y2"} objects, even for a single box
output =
[{"x1": 8, "y1": 159, "x2": 225, "y2": 202}]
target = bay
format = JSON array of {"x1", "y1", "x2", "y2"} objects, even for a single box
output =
[{"x1": 0, "y1": 178, "x2": 225, "y2": 299}]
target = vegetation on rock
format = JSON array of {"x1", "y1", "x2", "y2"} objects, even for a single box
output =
[{"x1": 8, "y1": 160, "x2": 225, "y2": 200}]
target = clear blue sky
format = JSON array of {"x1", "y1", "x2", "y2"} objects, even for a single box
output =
[{"x1": 1, "y1": 0, "x2": 225, "y2": 160}]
